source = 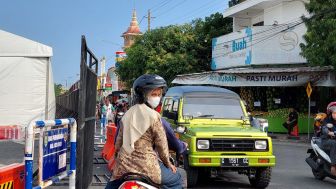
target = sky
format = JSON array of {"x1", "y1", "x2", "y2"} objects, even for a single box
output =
[{"x1": 0, "y1": 0, "x2": 228, "y2": 87}]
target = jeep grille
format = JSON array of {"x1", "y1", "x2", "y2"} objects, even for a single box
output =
[{"x1": 210, "y1": 139, "x2": 255, "y2": 151}]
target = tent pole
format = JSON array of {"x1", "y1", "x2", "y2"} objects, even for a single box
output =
[{"x1": 45, "y1": 59, "x2": 50, "y2": 120}]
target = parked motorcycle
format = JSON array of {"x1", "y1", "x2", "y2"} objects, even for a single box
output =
[{"x1": 306, "y1": 128, "x2": 336, "y2": 181}]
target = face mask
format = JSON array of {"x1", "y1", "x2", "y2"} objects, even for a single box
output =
[{"x1": 147, "y1": 96, "x2": 161, "y2": 108}]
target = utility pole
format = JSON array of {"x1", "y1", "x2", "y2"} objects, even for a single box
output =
[
  {"x1": 100, "y1": 56, "x2": 106, "y2": 95},
  {"x1": 148, "y1": 9, "x2": 151, "y2": 32},
  {"x1": 145, "y1": 9, "x2": 155, "y2": 32}
]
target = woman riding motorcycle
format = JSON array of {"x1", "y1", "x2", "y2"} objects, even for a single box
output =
[
  {"x1": 106, "y1": 74, "x2": 182, "y2": 189},
  {"x1": 321, "y1": 102, "x2": 336, "y2": 176}
]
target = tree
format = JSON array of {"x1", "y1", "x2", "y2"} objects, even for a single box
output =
[
  {"x1": 54, "y1": 83, "x2": 64, "y2": 96},
  {"x1": 300, "y1": 0, "x2": 336, "y2": 67},
  {"x1": 116, "y1": 12, "x2": 232, "y2": 88}
]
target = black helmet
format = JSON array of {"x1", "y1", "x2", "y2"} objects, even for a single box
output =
[{"x1": 132, "y1": 74, "x2": 167, "y2": 104}]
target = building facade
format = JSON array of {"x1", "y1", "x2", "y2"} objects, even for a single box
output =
[
  {"x1": 107, "y1": 9, "x2": 142, "y2": 91},
  {"x1": 212, "y1": 0, "x2": 309, "y2": 69},
  {"x1": 122, "y1": 9, "x2": 142, "y2": 49}
]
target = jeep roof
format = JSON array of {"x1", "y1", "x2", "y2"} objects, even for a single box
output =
[{"x1": 165, "y1": 86, "x2": 240, "y2": 99}]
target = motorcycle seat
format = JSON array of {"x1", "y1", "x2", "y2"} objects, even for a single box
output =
[{"x1": 121, "y1": 172, "x2": 161, "y2": 188}]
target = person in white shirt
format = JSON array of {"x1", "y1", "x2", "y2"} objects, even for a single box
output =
[{"x1": 104, "y1": 98, "x2": 115, "y2": 124}]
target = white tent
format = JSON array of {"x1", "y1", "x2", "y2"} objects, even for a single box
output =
[{"x1": 0, "y1": 29, "x2": 55, "y2": 130}]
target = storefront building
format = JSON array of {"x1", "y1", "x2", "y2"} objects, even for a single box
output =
[{"x1": 173, "y1": 0, "x2": 336, "y2": 133}]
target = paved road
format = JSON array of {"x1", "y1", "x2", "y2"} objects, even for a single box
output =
[
  {"x1": 2, "y1": 140, "x2": 336, "y2": 188},
  {"x1": 195, "y1": 141, "x2": 336, "y2": 189}
]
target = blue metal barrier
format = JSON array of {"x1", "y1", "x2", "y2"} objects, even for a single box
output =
[{"x1": 25, "y1": 118, "x2": 77, "y2": 189}]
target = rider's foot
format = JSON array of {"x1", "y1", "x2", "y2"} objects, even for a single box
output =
[{"x1": 331, "y1": 165, "x2": 336, "y2": 176}]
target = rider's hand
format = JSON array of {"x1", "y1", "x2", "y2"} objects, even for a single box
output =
[
  {"x1": 169, "y1": 164, "x2": 177, "y2": 174},
  {"x1": 183, "y1": 142, "x2": 188, "y2": 148},
  {"x1": 328, "y1": 131, "x2": 335, "y2": 137}
]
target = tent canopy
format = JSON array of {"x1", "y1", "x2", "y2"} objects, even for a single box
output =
[
  {"x1": 0, "y1": 29, "x2": 55, "y2": 129},
  {"x1": 0, "y1": 30, "x2": 52, "y2": 57},
  {"x1": 172, "y1": 66, "x2": 336, "y2": 87}
]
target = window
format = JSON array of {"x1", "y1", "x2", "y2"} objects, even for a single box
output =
[
  {"x1": 162, "y1": 98, "x2": 179, "y2": 120},
  {"x1": 253, "y1": 21, "x2": 264, "y2": 26},
  {"x1": 173, "y1": 100, "x2": 179, "y2": 112},
  {"x1": 162, "y1": 98, "x2": 173, "y2": 117},
  {"x1": 182, "y1": 97, "x2": 244, "y2": 119}
]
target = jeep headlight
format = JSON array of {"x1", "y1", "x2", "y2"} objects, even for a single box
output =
[
  {"x1": 255, "y1": 140, "x2": 267, "y2": 150},
  {"x1": 197, "y1": 140, "x2": 210, "y2": 150}
]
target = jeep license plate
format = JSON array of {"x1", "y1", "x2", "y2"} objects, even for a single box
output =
[{"x1": 221, "y1": 158, "x2": 249, "y2": 167}]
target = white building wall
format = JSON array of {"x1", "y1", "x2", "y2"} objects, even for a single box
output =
[
  {"x1": 233, "y1": 17, "x2": 251, "y2": 31},
  {"x1": 281, "y1": 1, "x2": 309, "y2": 23},
  {"x1": 251, "y1": 13, "x2": 264, "y2": 25},
  {"x1": 264, "y1": 3, "x2": 283, "y2": 25},
  {"x1": 233, "y1": 1, "x2": 304, "y2": 30}
]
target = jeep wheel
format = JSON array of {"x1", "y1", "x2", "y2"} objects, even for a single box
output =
[
  {"x1": 183, "y1": 154, "x2": 199, "y2": 187},
  {"x1": 249, "y1": 167, "x2": 272, "y2": 189}
]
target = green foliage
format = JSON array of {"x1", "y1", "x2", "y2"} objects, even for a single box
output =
[
  {"x1": 54, "y1": 83, "x2": 63, "y2": 97},
  {"x1": 300, "y1": 0, "x2": 336, "y2": 67},
  {"x1": 116, "y1": 13, "x2": 232, "y2": 88},
  {"x1": 268, "y1": 108, "x2": 312, "y2": 119}
]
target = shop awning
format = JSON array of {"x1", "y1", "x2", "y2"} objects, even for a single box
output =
[{"x1": 172, "y1": 66, "x2": 336, "y2": 87}]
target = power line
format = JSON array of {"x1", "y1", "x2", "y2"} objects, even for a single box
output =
[
  {"x1": 138, "y1": 0, "x2": 172, "y2": 27},
  {"x1": 212, "y1": 8, "x2": 336, "y2": 59},
  {"x1": 155, "y1": 0, "x2": 188, "y2": 18},
  {"x1": 213, "y1": 6, "x2": 336, "y2": 52},
  {"x1": 150, "y1": 0, "x2": 171, "y2": 10},
  {"x1": 139, "y1": 16, "x2": 146, "y2": 25},
  {"x1": 151, "y1": 0, "x2": 173, "y2": 14},
  {"x1": 212, "y1": 18, "x2": 303, "y2": 51},
  {"x1": 162, "y1": 0, "x2": 223, "y2": 25}
]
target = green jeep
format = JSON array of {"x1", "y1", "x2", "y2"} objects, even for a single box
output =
[{"x1": 161, "y1": 86, "x2": 276, "y2": 188}]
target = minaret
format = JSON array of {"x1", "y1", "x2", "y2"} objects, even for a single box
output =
[{"x1": 122, "y1": 9, "x2": 142, "y2": 49}]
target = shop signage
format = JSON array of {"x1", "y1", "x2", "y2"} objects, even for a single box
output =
[
  {"x1": 173, "y1": 71, "x2": 336, "y2": 87},
  {"x1": 211, "y1": 23, "x2": 307, "y2": 70},
  {"x1": 42, "y1": 128, "x2": 68, "y2": 181}
]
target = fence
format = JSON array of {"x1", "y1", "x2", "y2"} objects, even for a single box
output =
[
  {"x1": 25, "y1": 118, "x2": 77, "y2": 189},
  {"x1": 56, "y1": 36, "x2": 98, "y2": 189}
]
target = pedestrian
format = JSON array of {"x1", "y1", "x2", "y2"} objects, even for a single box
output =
[
  {"x1": 101, "y1": 99, "x2": 107, "y2": 128},
  {"x1": 282, "y1": 107, "x2": 298, "y2": 135},
  {"x1": 104, "y1": 98, "x2": 115, "y2": 124}
]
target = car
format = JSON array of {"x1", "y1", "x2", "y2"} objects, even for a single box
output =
[{"x1": 161, "y1": 86, "x2": 276, "y2": 188}]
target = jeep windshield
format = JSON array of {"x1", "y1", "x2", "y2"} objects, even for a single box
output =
[{"x1": 183, "y1": 96, "x2": 244, "y2": 119}]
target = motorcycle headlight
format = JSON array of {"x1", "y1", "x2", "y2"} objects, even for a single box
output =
[
  {"x1": 197, "y1": 140, "x2": 210, "y2": 150},
  {"x1": 255, "y1": 140, "x2": 267, "y2": 150}
]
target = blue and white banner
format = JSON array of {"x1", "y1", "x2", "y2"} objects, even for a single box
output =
[
  {"x1": 42, "y1": 128, "x2": 68, "y2": 181},
  {"x1": 172, "y1": 69, "x2": 336, "y2": 87},
  {"x1": 211, "y1": 23, "x2": 307, "y2": 70}
]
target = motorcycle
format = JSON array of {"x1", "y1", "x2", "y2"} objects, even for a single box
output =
[
  {"x1": 306, "y1": 124, "x2": 336, "y2": 181},
  {"x1": 118, "y1": 173, "x2": 160, "y2": 189},
  {"x1": 117, "y1": 157, "x2": 187, "y2": 189}
]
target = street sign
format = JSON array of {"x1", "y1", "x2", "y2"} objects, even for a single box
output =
[
  {"x1": 306, "y1": 82, "x2": 312, "y2": 98},
  {"x1": 42, "y1": 128, "x2": 68, "y2": 181}
]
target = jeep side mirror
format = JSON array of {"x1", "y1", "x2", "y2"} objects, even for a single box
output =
[{"x1": 241, "y1": 116, "x2": 250, "y2": 125}]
